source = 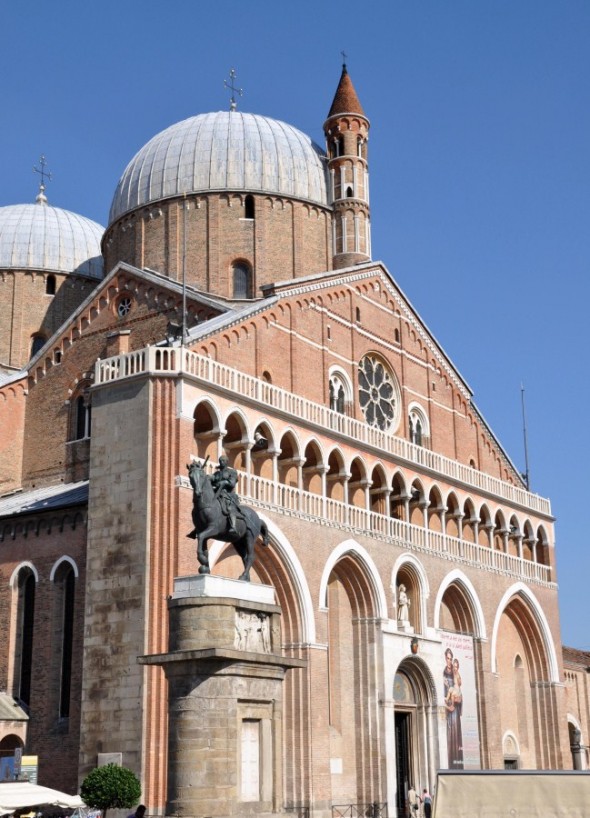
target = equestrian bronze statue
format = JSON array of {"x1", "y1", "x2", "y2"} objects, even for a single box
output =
[{"x1": 187, "y1": 456, "x2": 269, "y2": 582}]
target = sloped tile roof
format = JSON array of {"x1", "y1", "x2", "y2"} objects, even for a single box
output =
[
  {"x1": 562, "y1": 646, "x2": 590, "y2": 668},
  {"x1": 0, "y1": 481, "x2": 88, "y2": 519},
  {"x1": 0, "y1": 692, "x2": 28, "y2": 721}
]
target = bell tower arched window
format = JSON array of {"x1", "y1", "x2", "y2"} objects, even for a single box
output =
[{"x1": 233, "y1": 261, "x2": 253, "y2": 299}]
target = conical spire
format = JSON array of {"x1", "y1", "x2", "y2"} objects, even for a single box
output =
[{"x1": 327, "y1": 63, "x2": 365, "y2": 119}]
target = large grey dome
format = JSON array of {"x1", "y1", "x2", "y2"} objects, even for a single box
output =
[
  {"x1": 0, "y1": 202, "x2": 104, "y2": 278},
  {"x1": 109, "y1": 111, "x2": 329, "y2": 224}
]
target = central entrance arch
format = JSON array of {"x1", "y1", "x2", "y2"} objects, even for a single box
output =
[{"x1": 393, "y1": 658, "x2": 438, "y2": 815}]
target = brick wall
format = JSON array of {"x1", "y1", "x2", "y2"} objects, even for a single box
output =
[
  {"x1": 0, "y1": 269, "x2": 98, "y2": 371},
  {"x1": 0, "y1": 379, "x2": 26, "y2": 493},
  {"x1": 0, "y1": 515, "x2": 87, "y2": 792},
  {"x1": 104, "y1": 194, "x2": 333, "y2": 297}
]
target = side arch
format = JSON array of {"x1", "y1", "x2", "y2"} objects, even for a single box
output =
[
  {"x1": 433, "y1": 570, "x2": 486, "y2": 639},
  {"x1": 9, "y1": 562, "x2": 39, "y2": 587},
  {"x1": 395, "y1": 654, "x2": 438, "y2": 705},
  {"x1": 318, "y1": 538, "x2": 388, "y2": 619},
  {"x1": 49, "y1": 555, "x2": 79, "y2": 581},
  {"x1": 490, "y1": 582, "x2": 559, "y2": 681}
]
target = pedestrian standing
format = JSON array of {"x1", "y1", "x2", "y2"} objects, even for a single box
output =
[{"x1": 422, "y1": 788, "x2": 432, "y2": 818}]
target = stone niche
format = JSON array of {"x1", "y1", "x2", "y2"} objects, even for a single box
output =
[{"x1": 141, "y1": 575, "x2": 305, "y2": 818}]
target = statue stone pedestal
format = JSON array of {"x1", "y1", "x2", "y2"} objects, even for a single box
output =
[
  {"x1": 397, "y1": 619, "x2": 414, "y2": 634},
  {"x1": 141, "y1": 575, "x2": 305, "y2": 818}
]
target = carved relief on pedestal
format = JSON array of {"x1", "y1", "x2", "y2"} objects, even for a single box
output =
[{"x1": 234, "y1": 610, "x2": 271, "y2": 652}]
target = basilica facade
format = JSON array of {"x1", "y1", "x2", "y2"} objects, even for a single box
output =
[{"x1": 0, "y1": 66, "x2": 588, "y2": 817}]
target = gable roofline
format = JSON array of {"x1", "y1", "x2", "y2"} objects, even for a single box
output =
[
  {"x1": 23, "y1": 262, "x2": 233, "y2": 383},
  {"x1": 262, "y1": 261, "x2": 526, "y2": 488},
  {"x1": 263, "y1": 260, "x2": 473, "y2": 397},
  {"x1": 186, "y1": 294, "x2": 279, "y2": 345},
  {"x1": 469, "y1": 402, "x2": 527, "y2": 489}
]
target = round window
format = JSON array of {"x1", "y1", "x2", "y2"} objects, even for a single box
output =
[
  {"x1": 117, "y1": 296, "x2": 132, "y2": 317},
  {"x1": 358, "y1": 355, "x2": 399, "y2": 431}
]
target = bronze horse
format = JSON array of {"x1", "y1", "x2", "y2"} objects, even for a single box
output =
[{"x1": 187, "y1": 460, "x2": 269, "y2": 581}]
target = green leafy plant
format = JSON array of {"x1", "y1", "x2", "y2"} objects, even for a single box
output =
[{"x1": 80, "y1": 764, "x2": 142, "y2": 818}]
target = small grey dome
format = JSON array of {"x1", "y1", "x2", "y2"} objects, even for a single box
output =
[
  {"x1": 109, "y1": 111, "x2": 329, "y2": 224},
  {"x1": 0, "y1": 202, "x2": 104, "y2": 278}
]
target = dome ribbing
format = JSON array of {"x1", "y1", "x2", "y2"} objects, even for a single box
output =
[
  {"x1": 0, "y1": 203, "x2": 104, "y2": 278},
  {"x1": 109, "y1": 112, "x2": 329, "y2": 224}
]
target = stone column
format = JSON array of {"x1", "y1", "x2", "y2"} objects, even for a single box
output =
[
  {"x1": 243, "y1": 442, "x2": 253, "y2": 496},
  {"x1": 319, "y1": 465, "x2": 329, "y2": 518},
  {"x1": 419, "y1": 500, "x2": 429, "y2": 528}
]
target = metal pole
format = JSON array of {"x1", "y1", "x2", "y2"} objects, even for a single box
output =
[
  {"x1": 182, "y1": 193, "x2": 187, "y2": 345},
  {"x1": 520, "y1": 383, "x2": 530, "y2": 490}
]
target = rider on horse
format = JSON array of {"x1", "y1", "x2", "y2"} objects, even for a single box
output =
[{"x1": 210, "y1": 455, "x2": 243, "y2": 535}]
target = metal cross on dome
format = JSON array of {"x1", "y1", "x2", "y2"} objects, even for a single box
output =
[
  {"x1": 224, "y1": 68, "x2": 243, "y2": 112},
  {"x1": 33, "y1": 155, "x2": 52, "y2": 187},
  {"x1": 33, "y1": 155, "x2": 52, "y2": 202}
]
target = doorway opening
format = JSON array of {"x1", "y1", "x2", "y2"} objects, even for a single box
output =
[{"x1": 395, "y1": 711, "x2": 412, "y2": 815}]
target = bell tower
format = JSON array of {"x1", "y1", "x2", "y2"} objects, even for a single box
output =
[{"x1": 324, "y1": 61, "x2": 371, "y2": 269}]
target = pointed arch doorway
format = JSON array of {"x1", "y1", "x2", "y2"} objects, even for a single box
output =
[{"x1": 393, "y1": 659, "x2": 437, "y2": 816}]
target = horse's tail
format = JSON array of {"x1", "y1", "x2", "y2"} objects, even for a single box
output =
[{"x1": 260, "y1": 521, "x2": 270, "y2": 547}]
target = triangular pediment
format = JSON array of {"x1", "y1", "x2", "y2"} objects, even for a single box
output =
[
  {"x1": 198, "y1": 261, "x2": 524, "y2": 486},
  {"x1": 24, "y1": 262, "x2": 232, "y2": 387},
  {"x1": 262, "y1": 261, "x2": 472, "y2": 398}
]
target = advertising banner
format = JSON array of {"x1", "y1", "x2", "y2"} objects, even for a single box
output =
[{"x1": 440, "y1": 632, "x2": 481, "y2": 769}]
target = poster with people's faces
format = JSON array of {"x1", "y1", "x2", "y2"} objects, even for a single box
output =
[{"x1": 441, "y1": 632, "x2": 481, "y2": 769}]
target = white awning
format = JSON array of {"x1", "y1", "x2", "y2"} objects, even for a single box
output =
[
  {"x1": 433, "y1": 771, "x2": 590, "y2": 817},
  {"x1": 0, "y1": 783, "x2": 83, "y2": 816}
]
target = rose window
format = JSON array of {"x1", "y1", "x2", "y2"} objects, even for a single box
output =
[{"x1": 358, "y1": 355, "x2": 397, "y2": 431}]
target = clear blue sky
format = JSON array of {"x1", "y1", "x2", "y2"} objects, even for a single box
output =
[{"x1": 2, "y1": 1, "x2": 588, "y2": 648}]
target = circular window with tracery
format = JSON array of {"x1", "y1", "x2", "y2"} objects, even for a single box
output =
[
  {"x1": 358, "y1": 355, "x2": 399, "y2": 431},
  {"x1": 116, "y1": 295, "x2": 132, "y2": 318}
]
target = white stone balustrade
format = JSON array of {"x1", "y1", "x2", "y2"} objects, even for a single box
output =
[
  {"x1": 174, "y1": 470, "x2": 553, "y2": 588},
  {"x1": 95, "y1": 345, "x2": 553, "y2": 518}
]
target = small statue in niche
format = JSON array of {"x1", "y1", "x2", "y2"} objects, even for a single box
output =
[{"x1": 397, "y1": 584, "x2": 411, "y2": 623}]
